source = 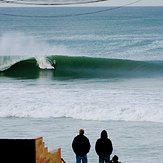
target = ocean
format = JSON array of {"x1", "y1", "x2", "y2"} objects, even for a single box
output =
[{"x1": 0, "y1": 6, "x2": 163, "y2": 162}]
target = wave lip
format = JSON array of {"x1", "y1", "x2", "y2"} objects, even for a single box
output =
[{"x1": 0, "y1": 56, "x2": 29, "y2": 71}]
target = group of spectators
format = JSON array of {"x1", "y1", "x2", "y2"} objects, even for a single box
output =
[{"x1": 72, "y1": 129, "x2": 121, "y2": 163}]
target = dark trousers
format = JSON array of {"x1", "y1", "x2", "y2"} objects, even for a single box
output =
[
  {"x1": 76, "y1": 155, "x2": 88, "y2": 163},
  {"x1": 99, "y1": 155, "x2": 110, "y2": 163}
]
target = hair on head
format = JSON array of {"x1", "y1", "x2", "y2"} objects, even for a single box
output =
[{"x1": 79, "y1": 129, "x2": 84, "y2": 135}]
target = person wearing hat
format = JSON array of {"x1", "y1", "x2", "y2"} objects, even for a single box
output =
[
  {"x1": 72, "y1": 129, "x2": 91, "y2": 163},
  {"x1": 95, "y1": 130, "x2": 113, "y2": 163}
]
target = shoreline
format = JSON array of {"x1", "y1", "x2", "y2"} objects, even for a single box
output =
[{"x1": 0, "y1": 117, "x2": 163, "y2": 162}]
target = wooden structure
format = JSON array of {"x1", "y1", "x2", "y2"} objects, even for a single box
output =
[{"x1": 0, "y1": 137, "x2": 62, "y2": 163}]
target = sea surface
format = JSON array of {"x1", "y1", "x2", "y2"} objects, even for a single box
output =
[{"x1": 0, "y1": 7, "x2": 163, "y2": 162}]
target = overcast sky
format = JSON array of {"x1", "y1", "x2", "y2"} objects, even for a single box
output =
[
  {"x1": 0, "y1": 0, "x2": 163, "y2": 7},
  {"x1": 103, "y1": 0, "x2": 163, "y2": 6}
]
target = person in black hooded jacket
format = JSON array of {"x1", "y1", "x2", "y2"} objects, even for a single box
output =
[
  {"x1": 95, "y1": 130, "x2": 113, "y2": 163},
  {"x1": 72, "y1": 129, "x2": 91, "y2": 163}
]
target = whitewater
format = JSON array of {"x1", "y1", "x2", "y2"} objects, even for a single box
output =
[{"x1": 0, "y1": 7, "x2": 163, "y2": 163}]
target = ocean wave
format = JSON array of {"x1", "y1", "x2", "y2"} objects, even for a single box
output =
[
  {"x1": 0, "y1": 55, "x2": 163, "y2": 79},
  {"x1": 0, "y1": 103, "x2": 162, "y2": 122}
]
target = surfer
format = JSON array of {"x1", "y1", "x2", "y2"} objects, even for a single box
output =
[{"x1": 52, "y1": 60, "x2": 56, "y2": 69}]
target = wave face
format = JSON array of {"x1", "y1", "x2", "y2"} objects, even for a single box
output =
[{"x1": 0, "y1": 55, "x2": 163, "y2": 79}]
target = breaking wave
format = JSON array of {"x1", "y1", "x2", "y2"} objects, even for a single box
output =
[{"x1": 0, "y1": 55, "x2": 163, "y2": 79}]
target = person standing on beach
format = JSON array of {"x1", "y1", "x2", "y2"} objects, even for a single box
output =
[
  {"x1": 72, "y1": 129, "x2": 91, "y2": 163},
  {"x1": 95, "y1": 130, "x2": 113, "y2": 163}
]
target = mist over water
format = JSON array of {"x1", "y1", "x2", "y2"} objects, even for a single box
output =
[
  {"x1": 0, "y1": 32, "x2": 74, "y2": 56},
  {"x1": 0, "y1": 32, "x2": 76, "y2": 70}
]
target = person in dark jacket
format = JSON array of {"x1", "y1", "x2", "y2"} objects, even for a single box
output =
[
  {"x1": 72, "y1": 129, "x2": 91, "y2": 163},
  {"x1": 95, "y1": 130, "x2": 113, "y2": 163}
]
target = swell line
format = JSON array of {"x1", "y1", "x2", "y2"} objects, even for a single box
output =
[{"x1": 0, "y1": 55, "x2": 163, "y2": 79}]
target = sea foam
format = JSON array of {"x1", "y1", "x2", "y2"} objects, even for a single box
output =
[{"x1": 0, "y1": 79, "x2": 163, "y2": 123}]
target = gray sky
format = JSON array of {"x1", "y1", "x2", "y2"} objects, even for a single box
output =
[
  {"x1": 0, "y1": 0, "x2": 163, "y2": 7},
  {"x1": 102, "y1": 0, "x2": 163, "y2": 6}
]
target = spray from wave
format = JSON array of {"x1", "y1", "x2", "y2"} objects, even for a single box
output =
[
  {"x1": 0, "y1": 32, "x2": 74, "y2": 56},
  {"x1": 0, "y1": 32, "x2": 74, "y2": 70},
  {"x1": 0, "y1": 32, "x2": 163, "y2": 79}
]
